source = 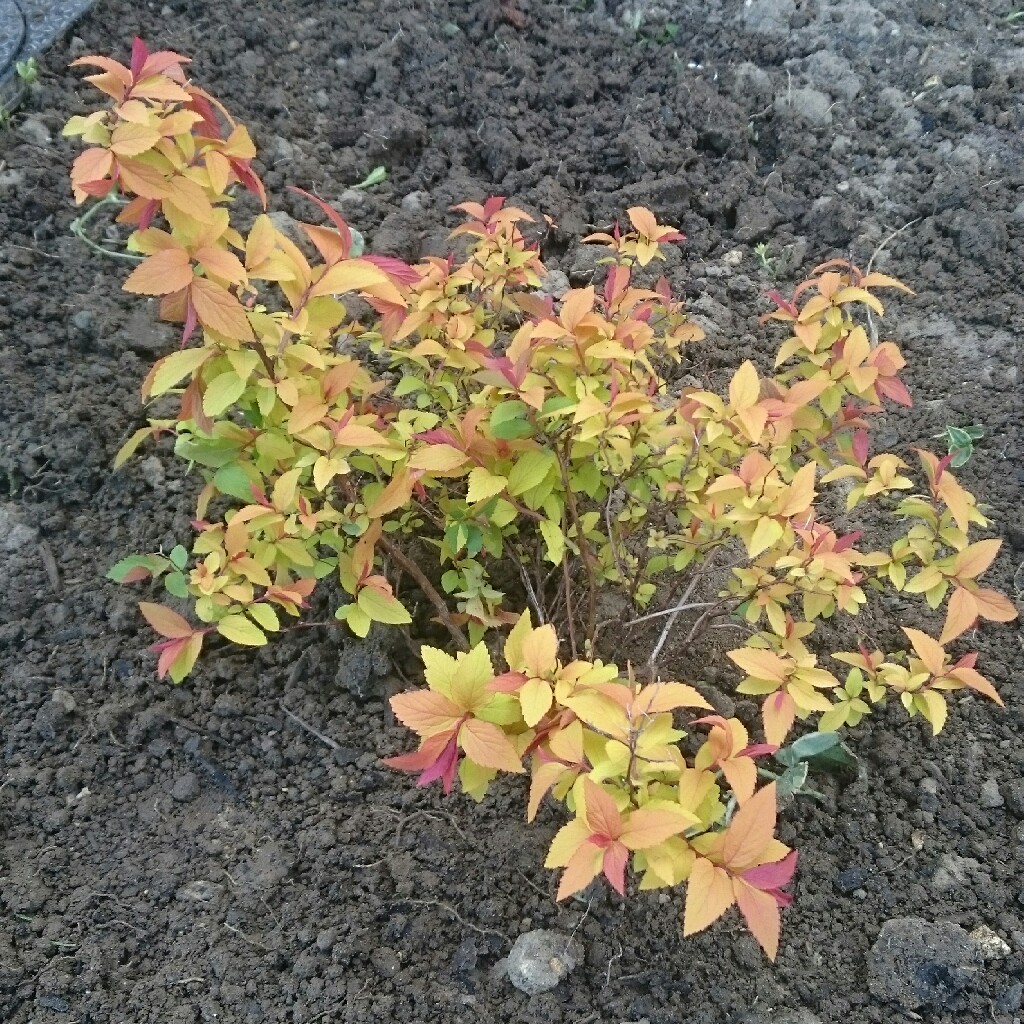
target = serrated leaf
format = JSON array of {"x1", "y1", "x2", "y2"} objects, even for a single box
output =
[
  {"x1": 506, "y1": 450, "x2": 553, "y2": 496},
  {"x1": 357, "y1": 587, "x2": 412, "y2": 625},
  {"x1": 148, "y1": 348, "x2": 211, "y2": 397},
  {"x1": 466, "y1": 467, "x2": 508, "y2": 504},
  {"x1": 538, "y1": 518, "x2": 565, "y2": 565},
  {"x1": 490, "y1": 400, "x2": 533, "y2": 440},
  {"x1": 248, "y1": 603, "x2": 281, "y2": 632},
  {"x1": 216, "y1": 614, "x2": 268, "y2": 646}
]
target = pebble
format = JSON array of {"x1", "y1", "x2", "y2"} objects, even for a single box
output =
[
  {"x1": 969, "y1": 924, "x2": 1010, "y2": 960},
  {"x1": 834, "y1": 866, "x2": 869, "y2": 895},
  {"x1": 171, "y1": 772, "x2": 200, "y2": 802},
  {"x1": 504, "y1": 929, "x2": 583, "y2": 995},
  {"x1": 1004, "y1": 779, "x2": 1024, "y2": 818},
  {"x1": 775, "y1": 87, "x2": 833, "y2": 127},
  {"x1": 980, "y1": 778, "x2": 1004, "y2": 808},
  {"x1": 139, "y1": 456, "x2": 166, "y2": 491},
  {"x1": 17, "y1": 117, "x2": 52, "y2": 147},
  {"x1": 0, "y1": 505, "x2": 39, "y2": 552},
  {"x1": 868, "y1": 917, "x2": 982, "y2": 1009}
]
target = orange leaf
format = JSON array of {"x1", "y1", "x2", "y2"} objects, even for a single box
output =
[
  {"x1": 366, "y1": 469, "x2": 415, "y2": 518},
  {"x1": 389, "y1": 690, "x2": 461, "y2": 736},
  {"x1": 560, "y1": 286, "x2": 595, "y2": 331},
  {"x1": 720, "y1": 757, "x2": 758, "y2": 804},
  {"x1": 939, "y1": 588, "x2": 978, "y2": 645},
  {"x1": 458, "y1": 719, "x2": 524, "y2": 773},
  {"x1": 123, "y1": 248, "x2": 193, "y2": 296},
  {"x1": 953, "y1": 538, "x2": 1001, "y2": 581},
  {"x1": 727, "y1": 647, "x2": 790, "y2": 684},
  {"x1": 971, "y1": 587, "x2": 1018, "y2": 623},
  {"x1": 634, "y1": 682, "x2": 713, "y2": 715},
  {"x1": 71, "y1": 147, "x2": 114, "y2": 188},
  {"x1": 762, "y1": 690, "x2": 796, "y2": 746},
  {"x1": 190, "y1": 277, "x2": 255, "y2": 340},
  {"x1": 117, "y1": 159, "x2": 169, "y2": 199},
  {"x1": 194, "y1": 245, "x2": 247, "y2": 285},
  {"x1": 620, "y1": 808, "x2": 690, "y2": 850},
  {"x1": 683, "y1": 857, "x2": 735, "y2": 937},
  {"x1": 733, "y1": 879, "x2": 782, "y2": 960},
  {"x1": 778, "y1": 462, "x2": 817, "y2": 518},
  {"x1": 948, "y1": 666, "x2": 1003, "y2": 706},
  {"x1": 723, "y1": 783, "x2": 776, "y2": 871},
  {"x1": 902, "y1": 628, "x2": 946, "y2": 676},
  {"x1": 139, "y1": 601, "x2": 193, "y2": 639},
  {"x1": 627, "y1": 206, "x2": 658, "y2": 238},
  {"x1": 109, "y1": 121, "x2": 161, "y2": 157},
  {"x1": 308, "y1": 259, "x2": 394, "y2": 298},
  {"x1": 583, "y1": 778, "x2": 623, "y2": 839},
  {"x1": 556, "y1": 842, "x2": 605, "y2": 901}
]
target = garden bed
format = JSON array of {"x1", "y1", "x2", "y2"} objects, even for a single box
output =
[{"x1": 1, "y1": 0, "x2": 1022, "y2": 1021}]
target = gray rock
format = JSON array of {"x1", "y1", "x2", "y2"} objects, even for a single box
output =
[
  {"x1": 537, "y1": 269, "x2": 570, "y2": 301},
  {"x1": 740, "y1": 0, "x2": 795, "y2": 35},
  {"x1": 970, "y1": 924, "x2": 1010, "y2": 960},
  {"x1": 802, "y1": 50, "x2": 862, "y2": 101},
  {"x1": 505, "y1": 929, "x2": 583, "y2": 995},
  {"x1": 171, "y1": 772, "x2": 200, "y2": 802},
  {"x1": 980, "y1": 778, "x2": 1004, "y2": 809},
  {"x1": 996, "y1": 982, "x2": 1024, "y2": 1013},
  {"x1": 0, "y1": 506, "x2": 38, "y2": 552},
  {"x1": 0, "y1": 167, "x2": 26, "y2": 192},
  {"x1": 775, "y1": 87, "x2": 833, "y2": 127},
  {"x1": 17, "y1": 117, "x2": 52, "y2": 147},
  {"x1": 139, "y1": 456, "x2": 166, "y2": 491},
  {"x1": 51, "y1": 688, "x2": 76, "y2": 715},
  {"x1": 1003, "y1": 779, "x2": 1024, "y2": 818},
  {"x1": 931, "y1": 852, "x2": 980, "y2": 893},
  {"x1": 868, "y1": 917, "x2": 983, "y2": 1010},
  {"x1": 268, "y1": 135, "x2": 295, "y2": 165},
  {"x1": 70, "y1": 310, "x2": 97, "y2": 336},
  {"x1": 400, "y1": 190, "x2": 429, "y2": 214}
]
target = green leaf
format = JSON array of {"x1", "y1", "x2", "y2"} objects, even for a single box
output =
[
  {"x1": 963, "y1": 425, "x2": 985, "y2": 440},
  {"x1": 203, "y1": 372, "x2": 247, "y2": 417},
  {"x1": 107, "y1": 553, "x2": 170, "y2": 583},
  {"x1": 949, "y1": 446, "x2": 972, "y2": 468},
  {"x1": 775, "y1": 761, "x2": 809, "y2": 800},
  {"x1": 775, "y1": 731, "x2": 841, "y2": 767},
  {"x1": 337, "y1": 602, "x2": 372, "y2": 637},
  {"x1": 507, "y1": 450, "x2": 554, "y2": 496},
  {"x1": 164, "y1": 572, "x2": 189, "y2": 598},
  {"x1": 466, "y1": 466, "x2": 508, "y2": 504},
  {"x1": 357, "y1": 587, "x2": 412, "y2": 625},
  {"x1": 217, "y1": 614, "x2": 268, "y2": 646},
  {"x1": 249, "y1": 603, "x2": 281, "y2": 632},
  {"x1": 538, "y1": 519, "x2": 565, "y2": 565},
  {"x1": 490, "y1": 401, "x2": 534, "y2": 440},
  {"x1": 352, "y1": 166, "x2": 387, "y2": 190},
  {"x1": 174, "y1": 435, "x2": 243, "y2": 468},
  {"x1": 394, "y1": 376, "x2": 426, "y2": 397},
  {"x1": 214, "y1": 463, "x2": 262, "y2": 503},
  {"x1": 150, "y1": 348, "x2": 210, "y2": 396},
  {"x1": 169, "y1": 545, "x2": 189, "y2": 570}
]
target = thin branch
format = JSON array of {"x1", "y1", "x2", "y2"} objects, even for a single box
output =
[
  {"x1": 280, "y1": 703, "x2": 340, "y2": 751},
  {"x1": 378, "y1": 535, "x2": 469, "y2": 651}
]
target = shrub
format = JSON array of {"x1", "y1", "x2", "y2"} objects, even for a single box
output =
[{"x1": 66, "y1": 40, "x2": 1016, "y2": 959}]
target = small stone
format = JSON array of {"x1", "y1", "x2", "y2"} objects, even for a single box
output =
[
  {"x1": 969, "y1": 924, "x2": 1010, "y2": 960},
  {"x1": 400, "y1": 190, "x2": 428, "y2": 214},
  {"x1": 338, "y1": 188, "x2": 368, "y2": 210},
  {"x1": 68, "y1": 36, "x2": 88, "y2": 58},
  {"x1": 931, "y1": 852, "x2": 980, "y2": 893},
  {"x1": 917, "y1": 776, "x2": 939, "y2": 811},
  {"x1": 868, "y1": 917, "x2": 983, "y2": 1010},
  {"x1": 775, "y1": 87, "x2": 833, "y2": 126},
  {"x1": 834, "y1": 866, "x2": 869, "y2": 895},
  {"x1": 315, "y1": 928, "x2": 336, "y2": 952},
  {"x1": 70, "y1": 310, "x2": 97, "y2": 336},
  {"x1": 139, "y1": 456, "x2": 166, "y2": 490},
  {"x1": 980, "y1": 778, "x2": 1004, "y2": 808},
  {"x1": 537, "y1": 269, "x2": 570, "y2": 301},
  {"x1": 996, "y1": 982, "x2": 1024, "y2": 1013},
  {"x1": 0, "y1": 506, "x2": 38, "y2": 552},
  {"x1": 17, "y1": 118, "x2": 52, "y2": 147},
  {"x1": 51, "y1": 688, "x2": 76, "y2": 715},
  {"x1": 171, "y1": 772, "x2": 200, "y2": 802},
  {"x1": 371, "y1": 946, "x2": 401, "y2": 978},
  {"x1": 1004, "y1": 779, "x2": 1024, "y2": 818},
  {"x1": 269, "y1": 136, "x2": 294, "y2": 165},
  {"x1": 505, "y1": 929, "x2": 583, "y2": 995}
]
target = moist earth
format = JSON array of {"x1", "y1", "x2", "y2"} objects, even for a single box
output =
[{"x1": 1, "y1": 0, "x2": 1023, "y2": 1021}]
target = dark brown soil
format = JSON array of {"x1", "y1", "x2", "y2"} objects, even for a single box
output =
[{"x1": 1, "y1": 1, "x2": 1023, "y2": 1021}]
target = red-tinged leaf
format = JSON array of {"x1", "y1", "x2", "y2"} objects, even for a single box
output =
[
  {"x1": 852, "y1": 428, "x2": 869, "y2": 467},
  {"x1": 382, "y1": 730, "x2": 452, "y2": 773},
  {"x1": 875, "y1": 375, "x2": 912, "y2": 407},
  {"x1": 762, "y1": 690, "x2": 796, "y2": 747},
  {"x1": 683, "y1": 857, "x2": 735, "y2": 937},
  {"x1": 190, "y1": 277, "x2": 254, "y2": 340},
  {"x1": 458, "y1": 718, "x2": 524, "y2": 773},
  {"x1": 723, "y1": 783, "x2": 777, "y2": 871},
  {"x1": 971, "y1": 587, "x2": 1018, "y2": 623},
  {"x1": 155, "y1": 636, "x2": 188, "y2": 678},
  {"x1": 620, "y1": 808, "x2": 690, "y2": 850},
  {"x1": 124, "y1": 248, "x2": 193, "y2": 295},
  {"x1": 139, "y1": 601, "x2": 193, "y2": 639},
  {"x1": 733, "y1": 879, "x2": 782, "y2": 960},
  {"x1": 129, "y1": 37, "x2": 149, "y2": 78},
  {"x1": 602, "y1": 840, "x2": 629, "y2": 896},
  {"x1": 139, "y1": 49, "x2": 191, "y2": 79},
  {"x1": 414, "y1": 733, "x2": 461, "y2": 793},
  {"x1": 363, "y1": 254, "x2": 421, "y2": 286},
  {"x1": 556, "y1": 841, "x2": 605, "y2": 901},
  {"x1": 939, "y1": 587, "x2": 979, "y2": 645},
  {"x1": 741, "y1": 850, "x2": 799, "y2": 891},
  {"x1": 582, "y1": 778, "x2": 623, "y2": 840},
  {"x1": 389, "y1": 690, "x2": 461, "y2": 736},
  {"x1": 902, "y1": 628, "x2": 946, "y2": 677},
  {"x1": 487, "y1": 671, "x2": 527, "y2": 693},
  {"x1": 289, "y1": 186, "x2": 354, "y2": 254}
]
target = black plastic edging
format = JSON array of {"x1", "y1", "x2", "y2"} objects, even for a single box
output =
[{"x1": 1, "y1": 0, "x2": 97, "y2": 87}]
